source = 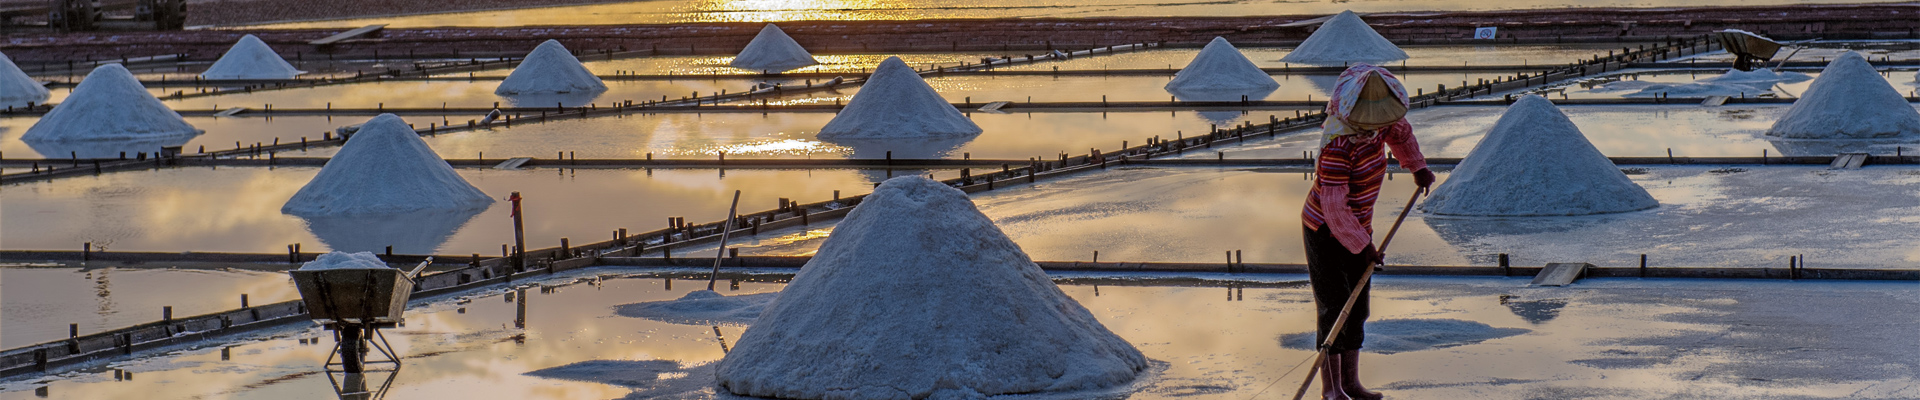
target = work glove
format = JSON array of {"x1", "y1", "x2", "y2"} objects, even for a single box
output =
[
  {"x1": 1412, "y1": 167, "x2": 1436, "y2": 189},
  {"x1": 1359, "y1": 244, "x2": 1383, "y2": 266}
]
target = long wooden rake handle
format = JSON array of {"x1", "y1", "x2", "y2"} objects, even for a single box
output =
[{"x1": 1291, "y1": 188, "x2": 1425, "y2": 400}]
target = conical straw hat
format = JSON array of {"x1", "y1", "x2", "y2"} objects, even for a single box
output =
[{"x1": 1346, "y1": 74, "x2": 1406, "y2": 130}]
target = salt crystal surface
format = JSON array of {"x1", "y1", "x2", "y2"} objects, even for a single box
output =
[
  {"x1": 731, "y1": 24, "x2": 818, "y2": 72},
  {"x1": 20, "y1": 64, "x2": 201, "y2": 142},
  {"x1": 200, "y1": 34, "x2": 305, "y2": 80},
  {"x1": 1422, "y1": 95, "x2": 1658, "y2": 216},
  {"x1": 1165, "y1": 37, "x2": 1277, "y2": 92},
  {"x1": 1279, "y1": 11, "x2": 1408, "y2": 66},
  {"x1": 716, "y1": 176, "x2": 1146, "y2": 399},
  {"x1": 0, "y1": 51, "x2": 49, "y2": 107},
  {"x1": 296, "y1": 252, "x2": 392, "y2": 270},
  {"x1": 1766, "y1": 51, "x2": 1920, "y2": 139},
  {"x1": 816, "y1": 56, "x2": 981, "y2": 139},
  {"x1": 495, "y1": 40, "x2": 607, "y2": 95},
  {"x1": 613, "y1": 290, "x2": 775, "y2": 326},
  {"x1": 281, "y1": 114, "x2": 493, "y2": 216}
]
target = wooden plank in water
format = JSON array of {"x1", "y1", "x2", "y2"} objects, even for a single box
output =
[
  {"x1": 494, "y1": 157, "x2": 533, "y2": 170},
  {"x1": 1829, "y1": 153, "x2": 1868, "y2": 170},
  {"x1": 978, "y1": 101, "x2": 1011, "y2": 113},
  {"x1": 212, "y1": 107, "x2": 248, "y2": 117},
  {"x1": 1700, "y1": 96, "x2": 1729, "y2": 106},
  {"x1": 1531, "y1": 262, "x2": 1592, "y2": 286},
  {"x1": 311, "y1": 25, "x2": 388, "y2": 46}
]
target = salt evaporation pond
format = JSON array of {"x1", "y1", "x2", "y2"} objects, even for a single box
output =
[
  {"x1": 0, "y1": 166, "x2": 897, "y2": 255},
  {"x1": 0, "y1": 264, "x2": 299, "y2": 349},
  {"x1": 1539, "y1": 68, "x2": 1920, "y2": 100},
  {"x1": 1206, "y1": 104, "x2": 1920, "y2": 159},
  {"x1": 996, "y1": 43, "x2": 1654, "y2": 71},
  {"x1": 159, "y1": 79, "x2": 770, "y2": 110},
  {"x1": 153, "y1": 71, "x2": 1518, "y2": 113},
  {"x1": 290, "y1": 111, "x2": 1302, "y2": 160},
  {"x1": 1688, "y1": 41, "x2": 1920, "y2": 63},
  {"x1": 1, "y1": 269, "x2": 1912, "y2": 399},
  {"x1": 0, "y1": 116, "x2": 342, "y2": 159},
  {"x1": 710, "y1": 165, "x2": 1920, "y2": 270},
  {"x1": 458, "y1": 44, "x2": 1643, "y2": 78}
]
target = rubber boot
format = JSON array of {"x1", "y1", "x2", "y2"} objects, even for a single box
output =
[
  {"x1": 1321, "y1": 352, "x2": 1352, "y2": 400},
  {"x1": 1341, "y1": 350, "x2": 1383, "y2": 400}
]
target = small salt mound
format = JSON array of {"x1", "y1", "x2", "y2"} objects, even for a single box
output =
[
  {"x1": 613, "y1": 290, "x2": 776, "y2": 326},
  {"x1": 298, "y1": 252, "x2": 393, "y2": 271},
  {"x1": 816, "y1": 56, "x2": 981, "y2": 139},
  {"x1": 1279, "y1": 11, "x2": 1408, "y2": 66},
  {"x1": 731, "y1": 24, "x2": 818, "y2": 72},
  {"x1": 0, "y1": 51, "x2": 50, "y2": 107},
  {"x1": 716, "y1": 176, "x2": 1147, "y2": 399},
  {"x1": 1701, "y1": 68, "x2": 1811, "y2": 85},
  {"x1": 200, "y1": 34, "x2": 305, "y2": 80},
  {"x1": 281, "y1": 114, "x2": 493, "y2": 216},
  {"x1": 1165, "y1": 37, "x2": 1278, "y2": 92},
  {"x1": 1423, "y1": 95, "x2": 1658, "y2": 216},
  {"x1": 20, "y1": 64, "x2": 201, "y2": 142},
  {"x1": 1280, "y1": 319, "x2": 1529, "y2": 354},
  {"x1": 1611, "y1": 81, "x2": 1768, "y2": 98},
  {"x1": 1766, "y1": 51, "x2": 1920, "y2": 139},
  {"x1": 495, "y1": 40, "x2": 607, "y2": 95}
]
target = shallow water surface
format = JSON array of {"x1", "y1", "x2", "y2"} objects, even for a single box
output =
[{"x1": 2, "y1": 270, "x2": 1913, "y2": 399}]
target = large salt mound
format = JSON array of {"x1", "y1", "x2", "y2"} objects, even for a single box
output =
[
  {"x1": 1423, "y1": 95, "x2": 1658, "y2": 216},
  {"x1": 731, "y1": 24, "x2": 818, "y2": 72},
  {"x1": 200, "y1": 34, "x2": 305, "y2": 80},
  {"x1": 715, "y1": 176, "x2": 1147, "y2": 399},
  {"x1": 20, "y1": 64, "x2": 200, "y2": 142},
  {"x1": 0, "y1": 51, "x2": 49, "y2": 107},
  {"x1": 495, "y1": 40, "x2": 607, "y2": 95},
  {"x1": 1279, "y1": 11, "x2": 1408, "y2": 66},
  {"x1": 1766, "y1": 51, "x2": 1920, "y2": 139},
  {"x1": 816, "y1": 56, "x2": 981, "y2": 139},
  {"x1": 281, "y1": 114, "x2": 493, "y2": 216},
  {"x1": 1165, "y1": 37, "x2": 1277, "y2": 92}
]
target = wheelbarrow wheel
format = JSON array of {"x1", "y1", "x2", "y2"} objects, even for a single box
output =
[{"x1": 340, "y1": 327, "x2": 365, "y2": 373}]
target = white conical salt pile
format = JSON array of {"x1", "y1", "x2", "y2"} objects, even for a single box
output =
[
  {"x1": 282, "y1": 114, "x2": 493, "y2": 216},
  {"x1": 1423, "y1": 95, "x2": 1658, "y2": 216},
  {"x1": 730, "y1": 23, "x2": 818, "y2": 72},
  {"x1": 816, "y1": 56, "x2": 981, "y2": 139},
  {"x1": 20, "y1": 64, "x2": 200, "y2": 142},
  {"x1": 716, "y1": 176, "x2": 1148, "y2": 399},
  {"x1": 1165, "y1": 37, "x2": 1278, "y2": 91},
  {"x1": 0, "y1": 51, "x2": 49, "y2": 106},
  {"x1": 1765, "y1": 51, "x2": 1920, "y2": 139},
  {"x1": 200, "y1": 34, "x2": 305, "y2": 80},
  {"x1": 1280, "y1": 11, "x2": 1408, "y2": 66},
  {"x1": 495, "y1": 39, "x2": 607, "y2": 95}
]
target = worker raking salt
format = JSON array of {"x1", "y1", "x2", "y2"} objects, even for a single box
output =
[{"x1": 1298, "y1": 64, "x2": 1432, "y2": 400}]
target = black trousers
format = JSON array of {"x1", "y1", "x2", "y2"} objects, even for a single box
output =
[{"x1": 1304, "y1": 226, "x2": 1369, "y2": 352}]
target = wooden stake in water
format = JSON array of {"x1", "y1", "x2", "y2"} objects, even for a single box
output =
[{"x1": 708, "y1": 190, "x2": 743, "y2": 291}]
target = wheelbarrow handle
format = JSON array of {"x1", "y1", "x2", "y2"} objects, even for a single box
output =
[{"x1": 407, "y1": 257, "x2": 433, "y2": 279}]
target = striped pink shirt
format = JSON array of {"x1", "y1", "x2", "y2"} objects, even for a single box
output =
[{"x1": 1302, "y1": 120, "x2": 1427, "y2": 234}]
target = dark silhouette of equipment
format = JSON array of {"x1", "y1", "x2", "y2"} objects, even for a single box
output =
[{"x1": 1715, "y1": 30, "x2": 1785, "y2": 71}]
